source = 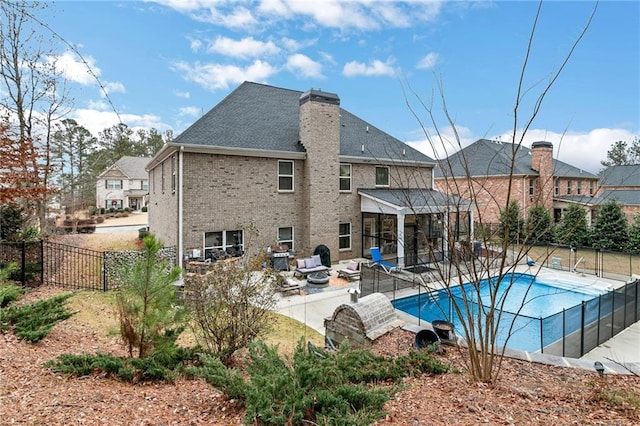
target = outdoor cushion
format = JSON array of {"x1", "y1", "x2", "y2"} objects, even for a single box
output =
[
  {"x1": 312, "y1": 254, "x2": 322, "y2": 267},
  {"x1": 347, "y1": 260, "x2": 358, "y2": 271},
  {"x1": 297, "y1": 259, "x2": 306, "y2": 269},
  {"x1": 305, "y1": 258, "x2": 315, "y2": 268}
]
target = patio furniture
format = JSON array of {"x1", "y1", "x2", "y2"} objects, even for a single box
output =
[
  {"x1": 306, "y1": 271, "x2": 330, "y2": 287},
  {"x1": 294, "y1": 254, "x2": 329, "y2": 277},
  {"x1": 370, "y1": 247, "x2": 399, "y2": 273},
  {"x1": 337, "y1": 260, "x2": 360, "y2": 281}
]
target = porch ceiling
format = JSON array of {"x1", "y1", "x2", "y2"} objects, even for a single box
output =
[{"x1": 358, "y1": 188, "x2": 469, "y2": 215}]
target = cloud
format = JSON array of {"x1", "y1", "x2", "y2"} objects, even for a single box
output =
[
  {"x1": 156, "y1": 0, "x2": 443, "y2": 31},
  {"x1": 207, "y1": 36, "x2": 280, "y2": 58},
  {"x1": 493, "y1": 128, "x2": 640, "y2": 174},
  {"x1": 103, "y1": 81, "x2": 126, "y2": 95},
  {"x1": 406, "y1": 125, "x2": 475, "y2": 161},
  {"x1": 71, "y1": 108, "x2": 170, "y2": 137},
  {"x1": 178, "y1": 106, "x2": 200, "y2": 117},
  {"x1": 285, "y1": 54, "x2": 323, "y2": 78},
  {"x1": 417, "y1": 52, "x2": 439, "y2": 70},
  {"x1": 173, "y1": 90, "x2": 190, "y2": 99},
  {"x1": 343, "y1": 58, "x2": 396, "y2": 77},
  {"x1": 171, "y1": 59, "x2": 277, "y2": 91},
  {"x1": 52, "y1": 51, "x2": 100, "y2": 85}
]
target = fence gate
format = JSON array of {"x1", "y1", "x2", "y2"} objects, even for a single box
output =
[{"x1": 43, "y1": 241, "x2": 105, "y2": 291}]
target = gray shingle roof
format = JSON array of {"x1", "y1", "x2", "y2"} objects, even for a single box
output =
[
  {"x1": 172, "y1": 81, "x2": 433, "y2": 164},
  {"x1": 598, "y1": 165, "x2": 640, "y2": 187},
  {"x1": 435, "y1": 139, "x2": 596, "y2": 179},
  {"x1": 100, "y1": 156, "x2": 150, "y2": 179},
  {"x1": 591, "y1": 190, "x2": 640, "y2": 206}
]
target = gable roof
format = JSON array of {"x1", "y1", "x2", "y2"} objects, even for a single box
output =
[
  {"x1": 434, "y1": 139, "x2": 596, "y2": 179},
  {"x1": 598, "y1": 164, "x2": 640, "y2": 187},
  {"x1": 99, "y1": 156, "x2": 151, "y2": 180},
  {"x1": 591, "y1": 189, "x2": 640, "y2": 206},
  {"x1": 168, "y1": 81, "x2": 434, "y2": 165}
]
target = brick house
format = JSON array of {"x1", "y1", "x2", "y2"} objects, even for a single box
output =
[
  {"x1": 96, "y1": 156, "x2": 150, "y2": 211},
  {"x1": 433, "y1": 139, "x2": 599, "y2": 227},
  {"x1": 146, "y1": 82, "x2": 469, "y2": 268},
  {"x1": 592, "y1": 165, "x2": 640, "y2": 221}
]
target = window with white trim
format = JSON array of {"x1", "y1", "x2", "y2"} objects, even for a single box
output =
[
  {"x1": 577, "y1": 180, "x2": 582, "y2": 195},
  {"x1": 106, "y1": 179, "x2": 122, "y2": 189},
  {"x1": 278, "y1": 160, "x2": 294, "y2": 192},
  {"x1": 554, "y1": 179, "x2": 559, "y2": 196},
  {"x1": 339, "y1": 163, "x2": 352, "y2": 192},
  {"x1": 142, "y1": 180, "x2": 148, "y2": 191},
  {"x1": 339, "y1": 222, "x2": 351, "y2": 250},
  {"x1": 529, "y1": 178, "x2": 535, "y2": 196},
  {"x1": 278, "y1": 227, "x2": 294, "y2": 251},
  {"x1": 567, "y1": 180, "x2": 572, "y2": 195},
  {"x1": 589, "y1": 180, "x2": 594, "y2": 195},
  {"x1": 375, "y1": 166, "x2": 389, "y2": 187}
]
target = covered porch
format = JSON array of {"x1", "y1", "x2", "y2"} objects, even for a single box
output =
[{"x1": 358, "y1": 188, "x2": 472, "y2": 269}]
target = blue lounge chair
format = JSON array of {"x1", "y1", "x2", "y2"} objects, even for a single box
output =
[{"x1": 370, "y1": 247, "x2": 399, "y2": 273}]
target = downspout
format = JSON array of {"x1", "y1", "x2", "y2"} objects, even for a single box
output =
[{"x1": 178, "y1": 146, "x2": 184, "y2": 267}]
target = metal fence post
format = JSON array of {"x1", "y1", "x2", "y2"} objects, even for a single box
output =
[{"x1": 103, "y1": 251, "x2": 108, "y2": 292}]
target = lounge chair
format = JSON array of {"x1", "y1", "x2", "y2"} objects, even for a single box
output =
[
  {"x1": 337, "y1": 260, "x2": 360, "y2": 281},
  {"x1": 370, "y1": 247, "x2": 399, "y2": 273}
]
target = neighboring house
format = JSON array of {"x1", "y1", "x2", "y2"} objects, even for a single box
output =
[
  {"x1": 146, "y1": 81, "x2": 469, "y2": 268},
  {"x1": 434, "y1": 139, "x2": 599, "y2": 226},
  {"x1": 96, "y1": 156, "x2": 151, "y2": 211},
  {"x1": 592, "y1": 165, "x2": 640, "y2": 221}
]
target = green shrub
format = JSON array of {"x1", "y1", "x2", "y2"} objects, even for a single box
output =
[
  {"x1": 4, "y1": 292, "x2": 76, "y2": 342},
  {"x1": 188, "y1": 338, "x2": 450, "y2": 425},
  {"x1": 0, "y1": 283, "x2": 24, "y2": 308},
  {"x1": 141, "y1": 206, "x2": 148, "y2": 212}
]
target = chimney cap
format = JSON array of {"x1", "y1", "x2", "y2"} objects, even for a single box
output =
[
  {"x1": 531, "y1": 141, "x2": 553, "y2": 149},
  {"x1": 299, "y1": 88, "x2": 340, "y2": 106}
]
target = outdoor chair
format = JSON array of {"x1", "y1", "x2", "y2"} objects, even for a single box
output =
[
  {"x1": 550, "y1": 256, "x2": 562, "y2": 269},
  {"x1": 370, "y1": 247, "x2": 399, "y2": 273}
]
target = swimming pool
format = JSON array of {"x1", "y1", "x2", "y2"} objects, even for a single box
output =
[{"x1": 392, "y1": 272, "x2": 610, "y2": 352}]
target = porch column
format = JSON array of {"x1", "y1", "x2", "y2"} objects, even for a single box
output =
[{"x1": 396, "y1": 212, "x2": 405, "y2": 268}]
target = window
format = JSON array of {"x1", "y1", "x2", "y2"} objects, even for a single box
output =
[
  {"x1": 554, "y1": 179, "x2": 559, "y2": 196},
  {"x1": 375, "y1": 166, "x2": 389, "y2": 187},
  {"x1": 339, "y1": 163, "x2": 352, "y2": 192},
  {"x1": 567, "y1": 180, "x2": 572, "y2": 195},
  {"x1": 105, "y1": 199, "x2": 122, "y2": 209},
  {"x1": 339, "y1": 222, "x2": 351, "y2": 250},
  {"x1": 105, "y1": 179, "x2": 122, "y2": 189},
  {"x1": 589, "y1": 181, "x2": 594, "y2": 195},
  {"x1": 529, "y1": 178, "x2": 535, "y2": 196},
  {"x1": 171, "y1": 155, "x2": 176, "y2": 193},
  {"x1": 278, "y1": 227, "x2": 294, "y2": 251},
  {"x1": 203, "y1": 230, "x2": 244, "y2": 259},
  {"x1": 577, "y1": 180, "x2": 582, "y2": 195},
  {"x1": 278, "y1": 160, "x2": 294, "y2": 191},
  {"x1": 142, "y1": 180, "x2": 148, "y2": 191}
]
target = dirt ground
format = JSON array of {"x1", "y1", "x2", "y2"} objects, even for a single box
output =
[{"x1": 1, "y1": 231, "x2": 639, "y2": 425}]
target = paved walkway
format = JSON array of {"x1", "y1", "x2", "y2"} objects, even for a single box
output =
[{"x1": 95, "y1": 212, "x2": 148, "y2": 228}]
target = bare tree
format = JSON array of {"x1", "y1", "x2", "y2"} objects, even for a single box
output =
[{"x1": 397, "y1": 1, "x2": 597, "y2": 383}]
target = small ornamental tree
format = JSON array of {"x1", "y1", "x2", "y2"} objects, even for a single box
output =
[
  {"x1": 114, "y1": 234, "x2": 183, "y2": 358},
  {"x1": 555, "y1": 203, "x2": 589, "y2": 247},
  {"x1": 590, "y1": 200, "x2": 628, "y2": 251},
  {"x1": 525, "y1": 205, "x2": 553, "y2": 245},
  {"x1": 499, "y1": 200, "x2": 524, "y2": 244}
]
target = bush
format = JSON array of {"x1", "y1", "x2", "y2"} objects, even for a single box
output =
[
  {"x1": 188, "y1": 339, "x2": 450, "y2": 425},
  {"x1": 141, "y1": 206, "x2": 148, "y2": 212},
  {"x1": 2, "y1": 292, "x2": 75, "y2": 342}
]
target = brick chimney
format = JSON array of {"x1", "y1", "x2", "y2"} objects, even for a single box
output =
[
  {"x1": 298, "y1": 89, "x2": 340, "y2": 260},
  {"x1": 530, "y1": 141, "x2": 554, "y2": 212}
]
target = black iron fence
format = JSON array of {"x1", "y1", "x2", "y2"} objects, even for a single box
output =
[{"x1": 0, "y1": 240, "x2": 176, "y2": 291}]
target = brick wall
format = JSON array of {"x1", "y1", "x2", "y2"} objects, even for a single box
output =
[{"x1": 148, "y1": 156, "x2": 179, "y2": 248}]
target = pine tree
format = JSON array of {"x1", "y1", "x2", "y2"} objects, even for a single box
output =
[
  {"x1": 626, "y1": 216, "x2": 640, "y2": 254},
  {"x1": 499, "y1": 200, "x2": 524, "y2": 244},
  {"x1": 525, "y1": 205, "x2": 553, "y2": 245},
  {"x1": 590, "y1": 200, "x2": 628, "y2": 251},
  {"x1": 555, "y1": 204, "x2": 589, "y2": 247}
]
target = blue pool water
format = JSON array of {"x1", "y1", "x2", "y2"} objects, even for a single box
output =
[{"x1": 392, "y1": 273, "x2": 608, "y2": 352}]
